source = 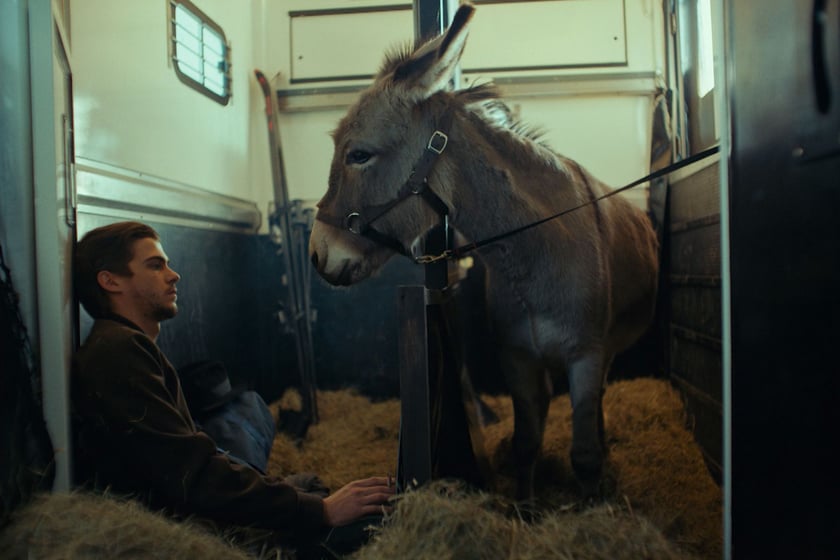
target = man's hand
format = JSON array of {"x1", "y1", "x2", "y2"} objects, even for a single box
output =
[{"x1": 322, "y1": 476, "x2": 395, "y2": 527}]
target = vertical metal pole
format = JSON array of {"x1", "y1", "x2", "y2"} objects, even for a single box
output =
[
  {"x1": 414, "y1": 0, "x2": 448, "y2": 42},
  {"x1": 414, "y1": 0, "x2": 451, "y2": 291},
  {"x1": 397, "y1": 2, "x2": 450, "y2": 490},
  {"x1": 397, "y1": 0, "x2": 484, "y2": 490},
  {"x1": 714, "y1": 0, "x2": 732, "y2": 556},
  {"x1": 256, "y1": 70, "x2": 319, "y2": 430}
]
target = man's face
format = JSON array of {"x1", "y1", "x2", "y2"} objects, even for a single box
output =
[{"x1": 122, "y1": 237, "x2": 181, "y2": 322}]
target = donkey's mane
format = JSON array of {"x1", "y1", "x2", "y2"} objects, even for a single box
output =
[
  {"x1": 457, "y1": 84, "x2": 547, "y2": 142},
  {"x1": 458, "y1": 83, "x2": 565, "y2": 171}
]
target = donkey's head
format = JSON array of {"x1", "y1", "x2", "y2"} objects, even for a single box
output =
[{"x1": 308, "y1": 3, "x2": 475, "y2": 286}]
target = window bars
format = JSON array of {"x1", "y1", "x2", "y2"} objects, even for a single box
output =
[{"x1": 169, "y1": 0, "x2": 231, "y2": 105}]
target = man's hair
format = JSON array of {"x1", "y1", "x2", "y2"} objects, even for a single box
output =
[{"x1": 74, "y1": 221, "x2": 160, "y2": 318}]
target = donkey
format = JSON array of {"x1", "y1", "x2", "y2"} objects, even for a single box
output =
[{"x1": 308, "y1": 3, "x2": 659, "y2": 501}]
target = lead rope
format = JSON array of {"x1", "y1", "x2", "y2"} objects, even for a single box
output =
[{"x1": 415, "y1": 145, "x2": 720, "y2": 264}]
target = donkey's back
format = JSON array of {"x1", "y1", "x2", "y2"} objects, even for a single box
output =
[{"x1": 577, "y1": 162, "x2": 660, "y2": 356}]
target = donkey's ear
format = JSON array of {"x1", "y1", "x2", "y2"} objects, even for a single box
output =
[{"x1": 391, "y1": 3, "x2": 475, "y2": 101}]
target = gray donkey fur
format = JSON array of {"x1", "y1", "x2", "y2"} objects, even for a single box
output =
[{"x1": 308, "y1": 2, "x2": 659, "y2": 501}]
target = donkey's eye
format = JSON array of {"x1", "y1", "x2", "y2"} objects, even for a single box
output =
[{"x1": 346, "y1": 150, "x2": 373, "y2": 165}]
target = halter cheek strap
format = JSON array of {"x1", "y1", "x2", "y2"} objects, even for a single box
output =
[{"x1": 315, "y1": 111, "x2": 454, "y2": 258}]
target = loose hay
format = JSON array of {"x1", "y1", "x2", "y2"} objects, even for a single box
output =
[
  {"x1": 268, "y1": 389, "x2": 401, "y2": 492},
  {"x1": 0, "y1": 491, "x2": 255, "y2": 560},
  {"x1": 0, "y1": 378, "x2": 719, "y2": 559},
  {"x1": 269, "y1": 377, "x2": 722, "y2": 559}
]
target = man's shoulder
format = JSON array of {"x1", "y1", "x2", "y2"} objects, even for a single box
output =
[
  {"x1": 73, "y1": 318, "x2": 177, "y2": 398},
  {"x1": 76, "y1": 318, "x2": 161, "y2": 371},
  {"x1": 81, "y1": 318, "x2": 149, "y2": 348}
]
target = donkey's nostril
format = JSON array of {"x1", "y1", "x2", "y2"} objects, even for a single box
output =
[{"x1": 310, "y1": 251, "x2": 319, "y2": 269}]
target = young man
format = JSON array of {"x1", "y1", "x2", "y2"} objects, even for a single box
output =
[{"x1": 72, "y1": 221, "x2": 393, "y2": 557}]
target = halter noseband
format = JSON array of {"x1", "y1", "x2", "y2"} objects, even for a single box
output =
[{"x1": 315, "y1": 111, "x2": 454, "y2": 259}]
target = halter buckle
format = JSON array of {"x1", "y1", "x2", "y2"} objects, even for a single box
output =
[
  {"x1": 345, "y1": 212, "x2": 363, "y2": 235},
  {"x1": 427, "y1": 130, "x2": 448, "y2": 154},
  {"x1": 414, "y1": 250, "x2": 452, "y2": 265}
]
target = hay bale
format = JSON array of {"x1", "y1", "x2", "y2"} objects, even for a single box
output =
[
  {"x1": 355, "y1": 480, "x2": 692, "y2": 560},
  {"x1": 0, "y1": 491, "x2": 255, "y2": 560},
  {"x1": 358, "y1": 481, "x2": 513, "y2": 560}
]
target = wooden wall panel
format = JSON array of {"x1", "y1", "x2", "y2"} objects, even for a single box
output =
[{"x1": 665, "y1": 159, "x2": 722, "y2": 480}]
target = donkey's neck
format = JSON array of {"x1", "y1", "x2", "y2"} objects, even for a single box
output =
[{"x1": 440, "y1": 109, "x2": 589, "y2": 245}]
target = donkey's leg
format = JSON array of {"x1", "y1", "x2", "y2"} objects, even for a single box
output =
[
  {"x1": 598, "y1": 354, "x2": 615, "y2": 450},
  {"x1": 505, "y1": 357, "x2": 552, "y2": 503},
  {"x1": 568, "y1": 352, "x2": 607, "y2": 498}
]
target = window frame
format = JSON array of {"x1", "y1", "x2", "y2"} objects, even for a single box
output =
[
  {"x1": 168, "y1": 0, "x2": 232, "y2": 106},
  {"x1": 675, "y1": 0, "x2": 718, "y2": 155}
]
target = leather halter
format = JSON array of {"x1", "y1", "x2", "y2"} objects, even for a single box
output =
[{"x1": 315, "y1": 111, "x2": 453, "y2": 258}]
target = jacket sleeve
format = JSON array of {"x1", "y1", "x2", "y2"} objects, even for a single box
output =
[{"x1": 74, "y1": 328, "x2": 324, "y2": 536}]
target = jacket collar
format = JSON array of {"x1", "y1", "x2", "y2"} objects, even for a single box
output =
[{"x1": 102, "y1": 312, "x2": 145, "y2": 334}]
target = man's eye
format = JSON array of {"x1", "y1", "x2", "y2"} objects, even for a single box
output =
[{"x1": 346, "y1": 150, "x2": 372, "y2": 165}]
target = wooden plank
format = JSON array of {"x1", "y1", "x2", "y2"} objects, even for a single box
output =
[
  {"x1": 425, "y1": 300, "x2": 485, "y2": 488},
  {"x1": 669, "y1": 224, "x2": 721, "y2": 277},
  {"x1": 396, "y1": 286, "x2": 431, "y2": 489},
  {"x1": 669, "y1": 334, "x2": 722, "y2": 403},
  {"x1": 396, "y1": 286, "x2": 485, "y2": 491},
  {"x1": 671, "y1": 324, "x2": 721, "y2": 351},
  {"x1": 663, "y1": 150, "x2": 723, "y2": 487},
  {"x1": 676, "y1": 385, "x2": 723, "y2": 481},
  {"x1": 670, "y1": 214, "x2": 720, "y2": 234},
  {"x1": 669, "y1": 284, "x2": 722, "y2": 338},
  {"x1": 668, "y1": 161, "x2": 720, "y2": 225},
  {"x1": 669, "y1": 274, "x2": 720, "y2": 288}
]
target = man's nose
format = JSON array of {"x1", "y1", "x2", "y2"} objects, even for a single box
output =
[{"x1": 168, "y1": 268, "x2": 181, "y2": 283}]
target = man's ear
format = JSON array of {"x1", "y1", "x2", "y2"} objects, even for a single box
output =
[{"x1": 96, "y1": 270, "x2": 123, "y2": 294}]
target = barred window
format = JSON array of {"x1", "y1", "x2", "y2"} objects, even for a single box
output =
[{"x1": 169, "y1": 0, "x2": 231, "y2": 105}]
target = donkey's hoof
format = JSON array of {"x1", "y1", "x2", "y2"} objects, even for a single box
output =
[
  {"x1": 572, "y1": 458, "x2": 603, "y2": 499},
  {"x1": 579, "y1": 480, "x2": 601, "y2": 500}
]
